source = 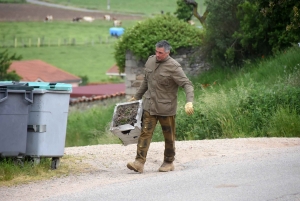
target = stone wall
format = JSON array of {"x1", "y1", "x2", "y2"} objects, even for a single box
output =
[{"x1": 125, "y1": 47, "x2": 211, "y2": 97}]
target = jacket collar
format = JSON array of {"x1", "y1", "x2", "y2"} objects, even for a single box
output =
[{"x1": 156, "y1": 55, "x2": 170, "y2": 63}]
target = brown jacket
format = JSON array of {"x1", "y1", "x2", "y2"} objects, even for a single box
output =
[{"x1": 134, "y1": 55, "x2": 194, "y2": 116}]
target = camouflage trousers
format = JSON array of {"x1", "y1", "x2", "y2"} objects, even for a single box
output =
[{"x1": 135, "y1": 110, "x2": 176, "y2": 164}]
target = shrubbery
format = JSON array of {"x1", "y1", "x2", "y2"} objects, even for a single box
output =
[{"x1": 114, "y1": 14, "x2": 203, "y2": 72}]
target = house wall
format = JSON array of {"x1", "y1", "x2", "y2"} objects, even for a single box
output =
[{"x1": 125, "y1": 47, "x2": 211, "y2": 97}]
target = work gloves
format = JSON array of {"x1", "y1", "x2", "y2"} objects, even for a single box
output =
[
  {"x1": 128, "y1": 97, "x2": 137, "y2": 102},
  {"x1": 185, "y1": 102, "x2": 194, "y2": 115}
]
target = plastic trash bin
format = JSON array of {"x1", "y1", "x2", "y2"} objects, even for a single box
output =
[
  {"x1": 25, "y1": 82, "x2": 72, "y2": 169},
  {"x1": 0, "y1": 83, "x2": 34, "y2": 157}
]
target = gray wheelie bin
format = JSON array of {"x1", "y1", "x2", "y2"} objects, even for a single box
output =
[
  {"x1": 24, "y1": 82, "x2": 72, "y2": 169},
  {"x1": 0, "y1": 83, "x2": 33, "y2": 158}
]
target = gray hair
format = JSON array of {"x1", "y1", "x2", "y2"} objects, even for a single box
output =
[{"x1": 156, "y1": 40, "x2": 172, "y2": 53}]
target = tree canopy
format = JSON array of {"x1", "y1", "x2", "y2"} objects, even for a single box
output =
[
  {"x1": 114, "y1": 14, "x2": 203, "y2": 72},
  {"x1": 0, "y1": 50, "x2": 21, "y2": 81}
]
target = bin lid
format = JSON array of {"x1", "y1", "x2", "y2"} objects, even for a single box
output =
[
  {"x1": 25, "y1": 82, "x2": 72, "y2": 91},
  {"x1": 0, "y1": 81, "x2": 34, "y2": 91}
]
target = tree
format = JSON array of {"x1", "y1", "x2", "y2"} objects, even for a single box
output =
[
  {"x1": 0, "y1": 49, "x2": 22, "y2": 81},
  {"x1": 202, "y1": 0, "x2": 244, "y2": 66},
  {"x1": 174, "y1": 0, "x2": 194, "y2": 22},
  {"x1": 184, "y1": 0, "x2": 209, "y2": 26},
  {"x1": 234, "y1": 0, "x2": 300, "y2": 60}
]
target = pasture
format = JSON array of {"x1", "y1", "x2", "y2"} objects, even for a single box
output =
[
  {"x1": 0, "y1": 20, "x2": 138, "y2": 82},
  {"x1": 0, "y1": 1, "x2": 206, "y2": 83},
  {"x1": 39, "y1": 0, "x2": 207, "y2": 16}
]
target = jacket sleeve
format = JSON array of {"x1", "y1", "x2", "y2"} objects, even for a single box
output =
[
  {"x1": 173, "y1": 67, "x2": 194, "y2": 103},
  {"x1": 134, "y1": 73, "x2": 148, "y2": 100}
]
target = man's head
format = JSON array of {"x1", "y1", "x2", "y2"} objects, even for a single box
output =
[{"x1": 155, "y1": 40, "x2": 171, "y2": 61}]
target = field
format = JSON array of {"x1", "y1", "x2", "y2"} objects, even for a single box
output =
[
  {"x1": 0, "y1": 1, "x2": 207, "y2": 82},
  {"x1": 0, "y1": 3, "x2": 144, "y2": 82}
]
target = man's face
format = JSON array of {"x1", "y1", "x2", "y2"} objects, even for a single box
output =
[{"x1": 155, "y1": 47, "x2": 169, "y2": 61}]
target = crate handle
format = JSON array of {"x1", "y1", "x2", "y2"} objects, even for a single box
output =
[
  {"x1": 0, "y1": 90, "x2": 8, "y2": 103},
  {"x1": 24, "y1": 90, "x2": 33, "y2": 103}
]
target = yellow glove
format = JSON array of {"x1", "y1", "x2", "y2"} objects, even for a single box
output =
[
  {"x1": 185, "y1": 102, "x2": 194, "y2": 115},
  {"x1": 128, "y1": 97, "x2": 136, "y2": 102}
]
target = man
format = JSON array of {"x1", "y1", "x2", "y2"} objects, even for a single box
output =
[{"x1": 127, "y1": 40, "x2": 194, "y2": 173}]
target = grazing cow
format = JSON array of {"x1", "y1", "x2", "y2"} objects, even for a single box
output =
[
  {"x1": 103, "y1": 15, "x2": 111, "y2": 21},
  {"x1": 45, "y1": 15, "x2": 53, "y2": 22},
  {"x1": 113, "y1": 20, "x2": 122, "y2": 27},
  {"x1": 188, "y1": 20, "x2": 195, "y2": 26},
  {"x1": 72, "y1": 17, "x2": 82, "y2": 22},
  {"x1": 82, "y1": 16, "x2": 95, "y2": 22}
]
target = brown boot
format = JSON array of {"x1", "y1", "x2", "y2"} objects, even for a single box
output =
[
  {"x1": 127, "y1": 160, "x2": 144, "y2": 173},
  {"x1": 158, "y1": 162, "x2": 174, "y2": 172}
]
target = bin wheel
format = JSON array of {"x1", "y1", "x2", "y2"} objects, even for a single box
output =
[
  {"x1": 13, "y1": 158, "x2": 24, "y2": 168},
  {"x1": 51, "y1": 157, "x2": 60, "y2": 170}
]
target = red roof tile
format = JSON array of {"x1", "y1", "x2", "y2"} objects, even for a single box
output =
[
  {"x1": 106, "y1": 64, "x2": 125, "y2": 76},
  {"x1": 9, "y1": 60, "x2": 81, "y2": 84},
  {"x1": 71, "y1": 83, "x2": 125, "y2": 98}
]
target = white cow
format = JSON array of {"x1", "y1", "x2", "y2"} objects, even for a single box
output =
[
  {"x1": 103, "y1": 15, "x2": 111, "y2": 21},
  {"x1": 82, "y1": 16, "x2": 95, "y2": 22},
  {"x1": 113, "y1": 20, "x2": 122, "y2": 27},
  {"x1": 45, "y1": 15, "x2": 53, "y2": 22},
  {"x1": 188, "y1": 20, "x2": 195, "y2": 26}
]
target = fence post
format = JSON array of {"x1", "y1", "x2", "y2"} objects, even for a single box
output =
[
  {"x1": 37, "y1": 37, "x2": 40, "y2": 47},
  {"x1": 29, "y1": 38, "x2": 31, "y2": 47},
  {"x1": 14, "y1": 38, "x2": 17, "y2": 48}
]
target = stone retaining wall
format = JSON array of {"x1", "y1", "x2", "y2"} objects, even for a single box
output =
[{"x1": 125, "y1": 47, "x2": 211, "y2": 97}]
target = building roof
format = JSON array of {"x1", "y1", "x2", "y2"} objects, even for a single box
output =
[
  {"x1": 9, "y1": 60, "x2": 81, "y2": 84},
  {"x1": 106, "y1": 64, "x2": 126, "y2": 76},
  {"x1": 71, "y1": 83, "x2": 125, "y2": 98}
]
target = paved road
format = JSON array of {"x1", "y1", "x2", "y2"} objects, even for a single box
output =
[{"x1": 43, "y1": 146, "x2": 300, "y2": 201}]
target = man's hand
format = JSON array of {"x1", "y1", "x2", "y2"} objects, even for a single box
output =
[
  {"x1": 128, "y1": 97, "x2": 137, "y2": 102},
  {"x1": 185, "y1": 102, "x2": 194, "y2": 115}
]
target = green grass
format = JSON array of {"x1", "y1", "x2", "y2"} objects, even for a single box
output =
[
  {"x1": 0, "y1": 20, "x2": 138, "y2": 82},
  {"x1": 66, "y1": 104, "x2": 121, "y2": 147},
  {"x1": 0, "y1": 20, "x2": 137, "y2": 42},
  {"x1": 3, "y1": 44, "x2": 117, "y2": 82},
  {"x1": 174, "y1": 47, "x2": 300, "y2": 140},
  {"x1": 39, "y1": 0, "x2": 206, "y2": 16}
]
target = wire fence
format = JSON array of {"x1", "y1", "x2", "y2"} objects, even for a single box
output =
[{"x1": 0, "y1": 36, "x2": 119, "y2": 48}]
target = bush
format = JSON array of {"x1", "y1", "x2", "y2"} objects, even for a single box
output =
[{"x1": 114, "y1": 14, "x2": 203, "y2": 72}]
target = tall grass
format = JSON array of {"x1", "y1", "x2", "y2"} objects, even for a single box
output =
[
  {"x1": 66, "y1": 47, "x2": 300, "y2": 144},
  {"x1": 66, "y1": 104, "x2": 121, "y2": 146},
  {"x1": 175, "y1": 47, "x2": 300, "y2": 140}
]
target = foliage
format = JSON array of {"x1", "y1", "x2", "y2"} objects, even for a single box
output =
[
  {"x1": 202, "y1": 0, "x2": 245, "y2": 66},
  {"x1": 114, "y1": 14, "x2": 203, "y2": 72},
  {"x1": 79, "y1": 75, "x2": 89, "y2": 86},
  {"x1": 0, "y1": 49, "x2": 21, "y2": 81},
  {"x1": 174, "y1": 47, "x2": 300, "y2": 140},
  {"x1": 174, "y1": 0, "x2": 194, "y2": 21},
  {"x1": 234, "y1": 0, "x2": 300, "y2": 59},
  {"x1": 202, "y1": 0, "x2": 300, "y2": 67}
]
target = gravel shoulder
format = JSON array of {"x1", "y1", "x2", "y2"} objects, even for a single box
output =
[{"x1": 1, "y1": 138, "x2": 300, "y2": 201}]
